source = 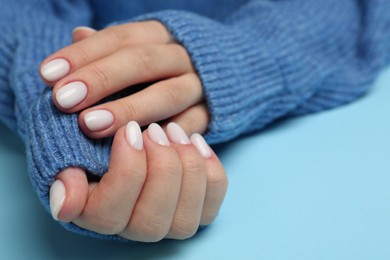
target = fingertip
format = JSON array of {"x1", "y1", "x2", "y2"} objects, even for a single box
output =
[
  {"x1": 72, "y1": 26, "x2": 97, "y2": 42},
  {"x1": 84, "y1": 109, "x2": 115, "y2": 132},
  {"x1": 109, "y1": 121, "x2": 145, "y2": 169},
  {"x1": 53, "y1": 167, "x2": 89, "y2": 222},
  {"x1": 147, "y1": 123, "x2": 170, "y2": 146},
  {"x1": 166, "y1": 122, "x2": 191, "y2": 145},
  {"x1": 40, "y1": 58, "x2": 71, "y2": 83},
  {"x1": 77, "y1": 110, "x2": 117, "y2": 139},
  {"x1": 190, "y1": 133, "x2": 212, "y2": 159},
  {"x1": 72, "y1": 26, "x2": 97, "y2": 34},
  {"x1": 125, "y1": 121, "x2": 144, "y2": 151},
  {"x1": 50, "y1": 179, "x2": 65, "y2": 221}
]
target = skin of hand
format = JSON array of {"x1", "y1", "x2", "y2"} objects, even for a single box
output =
[
  {"x1": 44, "y1": 24, "x2": 226, "y2": 241},
  {"x1": 39, "y1": 21, "x2": 209, "y2": 138},
  {"x1": 50, "y1": 122, "x2": 228, "y2": 242}
]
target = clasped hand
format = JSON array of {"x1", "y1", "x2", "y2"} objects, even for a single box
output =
[{"x1": 42, "y1": 21, "x2": 228, "y2": 242}]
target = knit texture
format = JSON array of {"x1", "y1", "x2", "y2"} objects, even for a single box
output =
[{"x1": 0, "y1": 0, "x2": 389, "y2": 240}]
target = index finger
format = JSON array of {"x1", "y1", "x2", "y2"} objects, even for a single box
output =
[
  {"x1": 40, "y1": 21, "x2": 172, "y2": 83},
  {"x1": 73, "y1": 121, "x2": 147, "y2": 235}
]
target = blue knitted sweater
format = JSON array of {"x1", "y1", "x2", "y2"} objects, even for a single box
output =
[{"x1": 0, "y1": 0, "x2": 389, "y2": 240}]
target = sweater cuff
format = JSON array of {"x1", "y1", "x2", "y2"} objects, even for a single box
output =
[
  {"x1": 26, "y1": 90, "x2": 126, "y2": 241},
  {"x1": 0, "y1": 1, "x2": 124, "y2": 241},
  {"x1": 20, "y1": 18, "x2": 124, "y2": 241},
  {"x1": 130, "y1": 10, "x2": 320, "y2": 144}
]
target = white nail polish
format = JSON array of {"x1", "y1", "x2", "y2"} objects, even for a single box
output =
[
  {"x1": 72, "y1": 26, "x2": 97, "y2": 34},
  {"x1": 148, "y1": 123, "x2": 170, "y2": 146},
  {"x1": 126, "y1": 121, "x2": 143, "y2": 150},
  {"x1": 190, "y1": 133, "x2": 212, "y2": 158},
  {"x1": 84, "y1": 110, "x2": 114, "y2": 132},
  {"x1": 41, "y1": 58, "x2": 70, "y2": 82},
  {"x1": 50, "y1": 179, "x2": 66, "y2": 221},
  {"x1": 167, "y1": 122, "x2": 190, "y2": 145},
  {"x1": 56, "y1": 81, "x2": 87, "y2": 109}
]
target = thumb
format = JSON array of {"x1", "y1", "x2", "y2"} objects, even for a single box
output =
[{"x1": 49, "y1": 167, "x2": 89, "y2": 222}]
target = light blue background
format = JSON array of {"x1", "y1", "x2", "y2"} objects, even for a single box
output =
[{"x1": 1, "y1": 68, "x2": 389, "y2": 259}]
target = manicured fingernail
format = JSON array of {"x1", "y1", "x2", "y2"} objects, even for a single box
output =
[
  {"x1": 148, "y1": 123, "x2": 170, "y2": 146},
  {"x1": 56, "y1": 81, "x2": 87, "y2": 109},
  {"x1": 126, "y1": 121, "x2": 143, "y2": 150},
  {"x1": 50, "y1": 179, "x2": 66, "y2": 221},
  {"x1": 72, "y1": 26, "x2": 96, "y2": 34},
  {"x1": 190, "y1": 133, "x2": 212, "y2": 158},
  {"x1": 41, "y1": 58, "x2": 70, "y2": 82},
  {"x1": 167, "y1": 122, "x2": 190, "y2": 145},
  {"x1": 84, "y1": 110, "x2": 114, "y2": 132}
]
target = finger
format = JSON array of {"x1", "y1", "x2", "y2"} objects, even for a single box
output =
[
  {"x1": 78, "y1": 73, "x2": 203, "y2": 138},
  {"x1": 73, "y1": 121, "x2": 147, "y2": 235},
  {"x1": 72, "y1": 26, "x2": 97, "y2": 43},
  {"x1": 190, "y1": 134, "x2": 228, "y2": 226},
  {"x1": 165, "y1": 123, "x2": 208, "y2": 240},
  {"x1": 120, "y1": 124, "x2": 182, "y2": 242},
  {"x1": 40, "y1": 21, "x2": 171, "y2": 83},
  {"x1": 163, "y1": 102, "x2": 209, "y2": 137},
  {"x1": 49, "y1": 168, "x2": 89, "y2": 222},
  {"x1": 52, "y1": 43, "x2": 194, "y2": 112}
]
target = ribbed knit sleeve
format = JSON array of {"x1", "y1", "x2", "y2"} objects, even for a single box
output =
[
  {"x1": 0, "y1": 0, "x2": 124, "y2": 240},
  {"x1": 131, "y1": 0, "x2": 390, "y2": 144}
]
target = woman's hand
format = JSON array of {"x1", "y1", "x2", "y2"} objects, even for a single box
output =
[
  {"x1": 50, "y1": 122, "x2": 228, "y2": 242},
  {"x1": 40, "y1": 21, "x2": 209, "y2": 138}
]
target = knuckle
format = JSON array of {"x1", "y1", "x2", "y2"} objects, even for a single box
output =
[
  {"x1": 118, "y1": 98, "x2": 139, "y2": 120},
  {"x1": 183, "y1": 73, "x2": 200, "y2": 86},
  {"x1": 88, "y1": 63, "x2": 111, "y2": 91},
  {"x1": 172, "y1": 44, "x2": 187, "y2": 58},
  {"x1": 184, "y1": 73, "x2": 203, "y2": 96},
  {"x1": 158, "y1": 156, "x2": 181, "y2": 175},
  {"x1": 169, "y1": 220, "x2": 198, "y2": 240},
  {"x1": 164, "y1": 85, "x2": 182, "y2": 107},
  {"x1": 105, "y1": 26, "x2": 126, "y2": 47},
  {"x1": 183, "y1": 155, "x2": 205, "y2": 175},
  {"x1": 108, "y1": 167, "x2": 146, "y2": 188},
  {"x1": 132, "y1": 221, "x2": 168, "y2": 242},
  {"x1": 172, "y1": 44, "x2": 193, "y2": 69},
  {"x1": 201, "y1": 212, "x2": 217, "y2": 226},
  {"x1": 208, "y1": 170, "x2": 229, "y2": 191},
  {"x1": 85, "y1": 215, "x2": 127, "y2": 235},
  {"x1": 130, "y1": 167, "x2": 147, "y2": 184},
  {"x1": 132, "y1": 45, "x2": 157, "y2": 74},
  {"x1": 73, "y1": 46, "x2": 91, "y2": 66}
]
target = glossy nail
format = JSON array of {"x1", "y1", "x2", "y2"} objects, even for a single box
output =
[
  {"x1": 50, "y1": 179, "x2": 66, "y2": 221},
  {"x1": 148, "y1": 123, "x2": 170, "y2": 146},
  {"x1": 56, "y1": 81, "x2": 87, "y2": 109},
  {"x1": 167, "y1": 122, "x2": 190, "y2": 145},
  {"x1": 126, "y1": 121, "x2": 143, "y2": 150},
  {"x1": 84, "y1": 110, "x2": 114, "y2": 132},
  {"x1": 190, "y1": 133, "x2": 212, "y2": 158},
  {"x1": 72, "y1": 26, "x2": 97, "y2": 34},
  {"x1": 41, "y1": 58, "x2": 70, "y2": 82}
]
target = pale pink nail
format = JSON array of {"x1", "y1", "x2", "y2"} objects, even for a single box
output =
[
  {"x1": 190, "y1": 133, "x2": 212, "y2": 158},
  {"x1": 166, "y1": 122, "x2": 190, "y2": 145},
  {"x1": 72, "y1": 26, "x2": 97, "y2": 34},
  {"x1": 56, "y1": 81, "x2": 87, "y2": 109},
  {"x1": 50, "y1": 179, "x2": 66, "y2": 221},
  {"x1": 126, "y1": 121, "x2": 143, "y2": 150},
  {"x1": 148, "y1": 123, "x2": 170, "y2": 146},
  {"x1": 41, "y1": 58, "x2": 70, "y2": 82},
  {"x1": 84, "y1": 110, "x2": 114, "y2": 132}
]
